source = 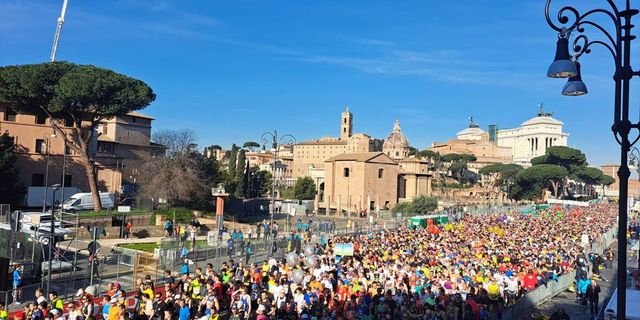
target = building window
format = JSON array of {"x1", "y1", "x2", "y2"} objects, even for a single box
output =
[
  {"x1": 60, "y1": 175, "x2": 72, "y2": 187},
  {"x1": 64, "y1": 118, "x2": 74, "y2": 127},
  {"x1": 378, "y1": 168, "x2": 384, "y2": 178},
  {"x1": 4, "y1": 108, "x2": 17, "y2": 122},
  {"x1": 97, "y1": 141, "x2": 114, "y2": 154},
  {"x1": 65, "y1": 145, "x2": 72, "y2": 155},
  {"x1": 343, "y1": 168, "x2": 350, "y2": 177},
  {"x1": 31, "y1": 174, "x2": 45, "y2": 187},
  {"x1": 35, "y1": 113, "x2": 47, "y2": 125},
  {"x1": 35, "y1": 139, "x2": 46, "y2": 154}
]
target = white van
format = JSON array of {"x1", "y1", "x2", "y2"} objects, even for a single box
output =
[{"x1": 62, "y1": 192, "x2": 115, "y2": 212}]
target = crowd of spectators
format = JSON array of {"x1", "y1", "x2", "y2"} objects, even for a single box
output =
[{"x1": 8, "y1": 204, "x2": 617, "y2": 320}]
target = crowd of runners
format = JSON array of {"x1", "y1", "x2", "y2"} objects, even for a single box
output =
[{"x1": 4, "y1": 204, "x2": 619, "y2": 320}]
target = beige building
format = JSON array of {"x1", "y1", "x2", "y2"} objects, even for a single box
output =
[
  {"x1": 292, "y1": 108, "x2": 382, "y2": 178},
  {"x1": 0, "y1": 103, "x2": 160, "y2": 204},
  {"x1": 398, "y1": 156, "x2": 433, "y2": 201},
  {"x1": 322, "y1": 152, "x2": 398, "y2": 215},
  {"x1": 497, "y1": 104, "x2": 569, "y2": 166},
  {"x1": 430, "y1": 120, "x2": 512, "y2": 172}
]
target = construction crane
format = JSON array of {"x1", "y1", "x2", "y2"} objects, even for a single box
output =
[{"x1": 50, "y1": 0, "x2": 69, "y2": 62}]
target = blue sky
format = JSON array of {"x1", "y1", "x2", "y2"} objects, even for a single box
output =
[{"x1": 0, "y1": 0, "x2": 628, "y2": 166}]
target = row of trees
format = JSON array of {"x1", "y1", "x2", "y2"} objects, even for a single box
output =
[
  {"x1": 140, "y1": 132, "x2": 274, "y2": 209},
  {"x1": 409, "y1": 148, "x2": 479, "y2": 186},
  {"x1": 478, "y1": 146, "x2": 615, "y2": 201}
]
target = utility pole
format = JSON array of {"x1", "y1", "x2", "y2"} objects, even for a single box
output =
[{"x1": 50, "y1": 0, "x2": 69, "y2": 62}]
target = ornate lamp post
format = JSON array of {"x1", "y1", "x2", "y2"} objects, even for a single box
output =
[
  {"x1": 545, "y1": 1, "x2": 639, "y2": 317},
  {"x1": 260, "y1": 130, "x2": 295, "y2": 256}
]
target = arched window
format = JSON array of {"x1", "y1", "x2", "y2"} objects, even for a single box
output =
[
  {"x1": 378, "y1": 168, "x2": 384, "y2": 178},
  {"x1": 343, "y1": 168, "x2": 350, "y2": 177}
]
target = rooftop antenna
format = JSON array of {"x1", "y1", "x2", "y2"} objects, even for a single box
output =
[{"x1": 50, "y1": 0, "x2": 69, "y2": 62}]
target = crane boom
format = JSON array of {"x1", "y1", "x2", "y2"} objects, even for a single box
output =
[{"x1": 50, "y1": 0, "x2": 69, "y2": 62}]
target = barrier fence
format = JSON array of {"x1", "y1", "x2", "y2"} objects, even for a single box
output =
[{"x1": 501, "y1": 225, "x2": 617, "y2": 320}]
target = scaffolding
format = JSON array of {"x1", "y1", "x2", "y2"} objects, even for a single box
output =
[{"x1": 53, "y1": 209, "x2": 80, "y2": 278}]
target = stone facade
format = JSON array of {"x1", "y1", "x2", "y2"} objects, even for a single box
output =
[
  {"x1": 291, "y1": 108, "x2": 382, "y2": 178},
  {"x1": 430, "y1": 120, "x2": 512, "y2": 172},
  {"x1": 322, "y1": 152, "x2": 398, "y2": 215},
  {"x1": 496, "y1": 104, "x2": 569, "y2": 167},
  {"x1": 0, "y1": 104, "x2": 160, "y2": 203}
]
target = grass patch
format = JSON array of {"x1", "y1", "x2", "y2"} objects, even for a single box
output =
[{"x1": 118, "y1": 243, "x2": 158, "y2": 253}]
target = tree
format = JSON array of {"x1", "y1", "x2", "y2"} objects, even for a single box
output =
[
  {"x1": 441, "y1": 153, "x2": 478, "y2": 184},
  {"x1": 0, "y1": 131, "x2": 25, "y2": 206},
  {"x1": 246, "y1": 166, "x2": 271, "y2": 198},
  {"x1": 516, "y1": 164, "x2": 568, "y2": 199},
  {"x1": 598, "y1": 174, "x2": 616, "y2": 196},
  {"x1": 392, "y1": 201, "x2": 412, "y2": 214},
  {"x1": 408, "y1": 146, "x2": 418, "y2": 156},
  {"x1": 532, "y1": 146, "x2": 587, "y2": 197},
  {"x1": 0, "y1": 62, "x2": 155, "y2": 211},
  {"x1": 139, "y1": 129, "x2": 208, "y2": 207},
  {"x1": 293, "y1": 177, "x2": 316, "y2": 200},
  {"x1": 234, "y1": 149, "x2": 247, "y2": 197},
  {"x1": 242, "y1": 141, "x2": 260, "y2": 151},
  {"x1": 599, "y1": 174, "x2": 616, "y2": 186},
  {"x1": 225, "y1": 144, "x2": 239, "y2": 195},
  {"x1": 576, "y1": 167, "x2": 605, "y2": 194},
  {"x1": 411, "y1": 195, "x2": 439, "y2": 214},
  {"x1": 478, "y1": 163, "x2": 523, "y2": 194}
]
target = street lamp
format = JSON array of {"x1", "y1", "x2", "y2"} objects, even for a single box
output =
[
  {"x1": 545, "y1": 2, "x2": 639, "y2": 317},
  {"x1": 260, "y1": 130, "x2": 295, "y2": 257},
  {"x1": 47, "y1": 183, "x2": 61, "y2": 295}
]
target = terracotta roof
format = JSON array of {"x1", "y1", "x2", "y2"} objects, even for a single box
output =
[
  {"x1": 325, "y1": 152, "x2": 396, "y2": 163},
  {"x1": 127, "y1": 111, "x2": 155, "y2": 120}
]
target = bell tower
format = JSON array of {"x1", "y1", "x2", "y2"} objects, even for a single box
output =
[{"x1": 340, "y1": 106, "x2": 353, "y2": 140}]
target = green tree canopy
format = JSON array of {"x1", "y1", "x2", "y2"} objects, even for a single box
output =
[
  {"x1": 599, "y1": 174, "x2": 616, "y2": 186},
  {"x1": 516, "y1": 164, "x2": 568, "y2": 198},
  {"x1": 0, "y1": 62, "x2": 155, "y2": 211},
  {"x1": 411, "y1": 195, "x2": 439, "y2": 214},
  {"x1": 293, "y1": 176, "x2": 317, "y2": 200},
  {"x1": 242, "y1": 141, "x2": 260, "y2": 151},
  {"x1": 0, "y1": 132, "x2": 25, "y2": 206},
  {"x1": 576, "y1": 167, "x2": 604, "y2": 185},
  {"x1": 535, "y1": 146, "x2": 587, "y2": 177},
  {"x1": 234, "y1": 149, "x2": 247, "y2": 198}
]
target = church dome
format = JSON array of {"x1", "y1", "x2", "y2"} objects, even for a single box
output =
[
  {"x1": 383, "y1": 120, "x2": 409, "y2": 149},
  {"x1": 383, "y1": 120, "x2": 410, "y2": 160}
]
